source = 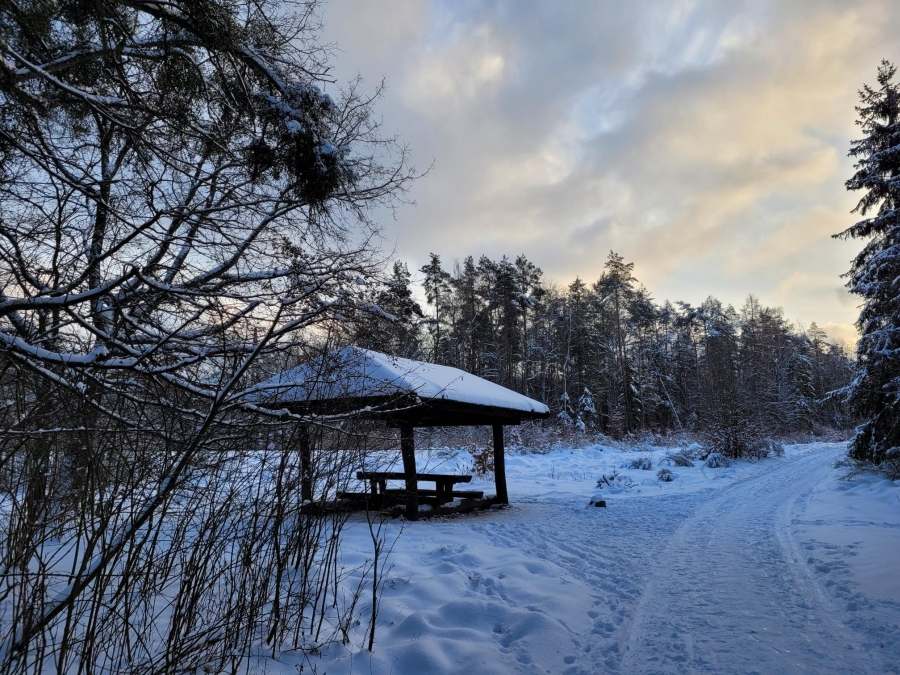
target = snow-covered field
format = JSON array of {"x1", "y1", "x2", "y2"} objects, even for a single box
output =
[{"x1": 280, "y1": 442, "x2": 899, "y2": 674}]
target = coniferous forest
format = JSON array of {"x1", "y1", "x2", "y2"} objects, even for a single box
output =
[{"x1": 352, "y1": 251, "x2": 857, "y2": 446}]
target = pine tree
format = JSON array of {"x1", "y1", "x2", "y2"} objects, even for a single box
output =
[
  {"x1": 836, "y1": 60, "x2": 900, "y2": 465},
  {"x1": 629, "y1": 286, "x2": 659, "y2": 430},
  {"x1": 822, "y1": 341, "x2": 857, "y2": 428},
  {"x1": 450, "y1": 256, "x2": 481, "y2": 372},
  {"x1": 514, "y1": 254, "x2": 544, "y2": 394},
  {"x1": 420, "y1": 253, "x2": 453, "y2": 361},
  {"x1": 595, "y1": 252, "x2": 637, "y2": 433},
  {"x1": 807, "y1": 322, "x2": 828, "y2": 400},
  {"x1": 564, "y1": 277, "x2": 591, "y2": 408},
  {"x1": 357, "y1": 262, "x2": 423, "y2": 356},
  {"x1": 492, "y1": 256, "x2": 522, "y2": 387}
]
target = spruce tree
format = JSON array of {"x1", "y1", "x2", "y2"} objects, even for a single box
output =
[{"x1": 837, "y1": 60, "x2": 900, "y2": 465}]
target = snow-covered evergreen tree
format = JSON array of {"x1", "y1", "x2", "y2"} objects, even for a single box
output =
[
  {"x1": 807, "y1": 322, "x2": 828, "y2": 400},
  {"x1": 557, "y1": 390, "x2": 575, "y2": 426},
  {"x1": 356, "y1": 262, "x2": 423, "y2": 356},
  {"x1": 836, "y1": 60, "x2": 900, "y2": 465},
  {"x1": 785, "y1": 341, "x2": 816, "y2": 432},
  {"x1": 364, "y1": 249, "x2": 858, "y2": 439},
  {"x1": 577, "y1": 387, "x2": 597, "y2": 430}
]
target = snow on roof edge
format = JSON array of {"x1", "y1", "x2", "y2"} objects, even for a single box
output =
[{"x1": 257, "y1": 346, "x2": 550, "y2": 415}]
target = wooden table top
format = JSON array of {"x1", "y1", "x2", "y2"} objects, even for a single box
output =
[{"x1": 357, "y1": 471, "x2": 473, "y2": 483}]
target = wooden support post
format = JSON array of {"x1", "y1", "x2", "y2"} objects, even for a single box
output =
[
  {"x1": 493, "y1": 424, "x2": 508, "y2": 505},
  {"x1": 400, "y1": 424, "x2": 419, "y2": 521},
  {"x1": 299, "y1": 425, "x2": 312, "y2": 503}
]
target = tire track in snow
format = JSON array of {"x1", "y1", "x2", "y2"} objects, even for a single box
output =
[
  {"x1": 617, "y1": 446, "x2": 886, "y2": 675},
  {"x1": 460, "y1": 447, "x2": 885, "y2": 674}
]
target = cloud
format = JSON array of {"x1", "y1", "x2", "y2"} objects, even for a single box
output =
[
  {"x1": 402, "y1": 24, "x2": 507, "y2": 113},
  {"x1": 823, "y1": 322, "x2": 860, "y2": 347},
  {"x1": 320, "y1": 0, "x2": 900, "y2": 334}
]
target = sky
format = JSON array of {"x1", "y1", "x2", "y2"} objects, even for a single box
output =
[{"x1": 318, "y1": 0, "x2": 900, "y2": 345}]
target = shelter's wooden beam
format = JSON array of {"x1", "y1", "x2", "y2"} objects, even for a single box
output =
[
  {"x1": 493, "y1": 424, "x2": 508, "y2": 505},
  {"x1": 400, "y1": 424, "x2": 419, "y2": 521},
  {"x1": 386, "y1": 415, "x2": 523, "y2": 428},
  {"x1": 299, "y1": 425, "x2": 312, "y2": 503},
  {"x1": 280, "y1": 395, "x2": 547, "y2": 426}
]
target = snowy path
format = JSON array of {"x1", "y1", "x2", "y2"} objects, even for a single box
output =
[
  {"x1": 617, "y1": 445, "x2": 882, "y2": 674},
  {"x1": 305, "y1": 444, "x2": 898, "y2": 675}
]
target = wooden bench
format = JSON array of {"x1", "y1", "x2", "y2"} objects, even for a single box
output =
[
  {"x1": 380, "y1": 488, "x2": 484, "y2": 500},
  {"x1": 356, "y1": 471, "x2": 478, "y2": 505}
]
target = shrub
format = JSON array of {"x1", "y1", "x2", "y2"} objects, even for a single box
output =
[
  {"x1": 705, "y1": 452, "x2": 732, "y2": 468},
  {"x1": 597, "y1": 471, "x2": 620, "y2": 488},
  {"x1": 884, "y1": 457, "x2": 900, "y2": 481},
  {"x1": 681, "y1": 443, "x2": 709, "y2": 460},
  {"x1": 749, "y1": 438, "x2": 785, "y2": 460},
  {"x1": 657, "y1": 468, "x2": 677, "y2": 482},
  {"x1": 596, "y1": 471, "x2": 637, "y2": 489},
  {"x1": 661, "y1": 453, "x2": 694, "y2": 468},
  {"x1": 468, "y1": 445, "x2": 494, "y2": 476},
  {"x1": 628, "y1": 456, "x2": 653, "y2": 470},
  {"x1": 703, "y1": 421, "x2": 758, "y2": 459}
]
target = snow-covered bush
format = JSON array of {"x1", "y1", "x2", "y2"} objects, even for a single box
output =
[
  {"x1": 681, "y1": 443, "x2": 709, "y2": 461},
  {"x1": 704, "y1": 420, "x2": 759, "y2": 459},
  {"x1": 703, "y1": 417, "x2": 791, "y2": 460},
  {"x1": 657, "y1": 468, "x2": 677, "y2": 482},
  {"x1": 597, "y1": 471, "x2": 637, "y2": 489},
  {"x1": 705, "y1": 452, "x2": 732, "y2": 468},
  {"x1": 885, "y1": 458, "x2": 900, "y2": 481},
  {"x1": 628, "y1": 456, "x2": 653, "y2": 470},
  {"x1": 557, "y1": 409, "x2": 574, "y2": 426},
  {"x1": 703, "y1": 415, "x2": 791, "y2": 460},
  {"x1": 661, "y1": 453, "x2": 694, "y2": 467},
  {"x1": 748, "y1": 438, "x2": 785, "y2": 459},
  {"x1": 597, "y1": 471, "x2": 620, "y2": 487}
]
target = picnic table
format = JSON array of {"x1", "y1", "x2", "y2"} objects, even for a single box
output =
[{"x1": 356, "y1": 471, "x2": 481, "y2": 505}]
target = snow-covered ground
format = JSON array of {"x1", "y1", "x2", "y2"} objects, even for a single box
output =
[{"x1": 280, "y1": 442, "x2": 899, "y2": 674}]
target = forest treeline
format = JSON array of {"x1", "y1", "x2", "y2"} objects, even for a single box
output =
[{"x1": 352, "y1": 251, "x2": 856, "y2": 443}]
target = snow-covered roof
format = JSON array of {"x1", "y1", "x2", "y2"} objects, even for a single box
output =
[{"x1": 255, "y1": 346, "x2": 549, "y2": 415}]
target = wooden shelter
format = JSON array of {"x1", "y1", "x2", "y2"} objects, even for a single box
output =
[{"x1": 255, "y1": 347, "x2": 550, "y2": 520}]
